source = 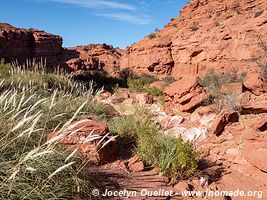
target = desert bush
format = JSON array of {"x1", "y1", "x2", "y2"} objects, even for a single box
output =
[
  {"x1": 127, "y1": 76, "x2": 163, "y2": 97},
  {"x1": 261, "y1": 64, "x2": 267, "y2": 82},
  {"x1": 258, "y1": 38, "x2": 267, "y2": 82},
  {"x1": 148, "y1": 33, "x2": 156, "y2": 39},
  {"x1": 222, "y1": 93, "x2": 242, "y2": 111},
  {"x1": 197, "y1": 70, "x2": 246, "y2": 98},
  {"x1": 137, "y1": 74, "x2": 158, "y2": 85},
  {"x1": 190, "y1": 22, "x2": 199, "y2": 32},
  {"x1": 163, "y1": 76, "x2": 176, "y2": 85},
  {"x1": 198, "y1": 70, "x2": 245, "y2": 112},
  {"x1": 118, "y1": 67, "x2": 135, "y2": 80},
  {"x1": 255, "y1": 10, "x2": 264, "y2": 18},
  {"x1": 127, "y1": 78, "x2": 144, "y2": 92},
  {"x1": 109, "y1": 106, "x2": 199, "y2": 180},
  {"x1": 214, "y1": 21, "x2": 220, "y2": 27}
]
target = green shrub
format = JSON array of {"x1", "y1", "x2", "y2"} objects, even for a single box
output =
[
  {"x1": 144, "y1": 87, "x2": 164, "y2": 97},
  {"x1": 127, "y1": 78, "x2": 144, "y2": 92},
  {"x1": 163, "y1": 76, "x2": 176, "y2": 85},
  {"x1": 137, "y1": 74, "x2": 158, "y2": 85},
  {"x1": 127, "y1": 76, "x2": 163, "y2": 97},
  {"x1": 255, "y1": 10, "x2": 264, "y2": 18}
]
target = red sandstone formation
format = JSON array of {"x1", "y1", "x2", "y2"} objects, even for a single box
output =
[
  {"x1": 47, "y1": 118, "x2": 117, "y2": 164},
  {"x1": 0, "y1": 22, "x2": 122, "y2": 73},
  {"x1": 120, "y1": 0, "x2": 267, "y2": 78},
  {"x1": 63, "y1": 44, "x2": 122, "y2": 74},
  {"x1": 0, "y1": 22, "x2": 63, "y2": 65}
]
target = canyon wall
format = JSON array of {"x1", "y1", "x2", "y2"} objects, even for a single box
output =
[{"x1": 120, "y1": 0, "x2": 267, "y2": 78}]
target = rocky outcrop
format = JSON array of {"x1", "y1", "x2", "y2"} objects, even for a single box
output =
[
  {"x1": 0, "y1": 22, "x2": 63, "y2": 65},
  {"x1": 47, "y1": 118, "x2": 117, "y2": 164},
  {"x1": 241, "y1": 92, "x2": 267, "y2": 114},
  {"x1": 164, "y1": 76, "x2": 209, "y2": 113},
  {"x1": 210, "y1": 109, "x2": 239, "y2": 136},
  {"x1": 243, "y1": 73, "x2": 267, "y2": 95},
  {"x1": 63, "y1": 44, "x2": 122, "y2": 74},
  {"x1": 0, "y1": 22, "x2": 122, "y2": 73},
  {"x1": 120, "y1": 0, "x2": 267, "y2": 78}
]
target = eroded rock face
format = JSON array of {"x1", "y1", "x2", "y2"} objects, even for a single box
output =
[
  {"x1": 120, "y1": 0, "x2": 267, "y2": 78},
  {"x1": 0, "y1": 22, "x2": 63, "y2": 65},
  {"x1": 63, "y1": 44, "x2": 122, "y2": 74},
  {"x1": 0, "y1": 23, "x2": 122, "y2": 73}
]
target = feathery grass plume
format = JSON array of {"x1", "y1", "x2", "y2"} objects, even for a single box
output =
[
  {"x1": 48, "y1": 161, "x2": 76, "y2": 179},
  {"x1": 0, "y1": 62, "x2": 111, "y2": 199}
]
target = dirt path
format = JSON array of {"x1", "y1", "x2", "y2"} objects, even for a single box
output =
[{"x1": 88, "y1": 163, "x2": 189, "y2": 200}]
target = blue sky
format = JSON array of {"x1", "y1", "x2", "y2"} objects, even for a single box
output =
[{"x1": 0, "y1": 0, "x2": 188, "y2": 48}]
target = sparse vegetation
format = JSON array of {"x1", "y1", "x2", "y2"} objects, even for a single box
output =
[
  {"x1": 127, "y1": 76, "x2": 163, "y2": 97},
  {"x1": 163, "y1": 76, "x2": 176, "y2": 85},
  {"x1": 216, "y1": 12, "x2": 222, "y2": 17},
  {"x1": 109, "y1": 106, "x2": 199, "y2": 181},
  {"x1": 257, "y1": 37, "x2": 267, "y2": 82},
  {"x1": 190, "y1": 22, "x2": 199, "y2": 32},
  {"x1": 198, "y1": 70, "x2": 245, "y2": 112},
  {"x1": 197, "y1": 69, "x2": 246, "y2": 98},
  {"x1": 255, "y1": 10, "x2": 264, "y2": 18},
  {"x1": 148, "y1": 33, "x2": 157, "y2": 39},
  {"x1": 215, "y1": 21, "x2": 220, "y2": 27}
]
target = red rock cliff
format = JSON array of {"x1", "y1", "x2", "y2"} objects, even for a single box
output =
[
  {"x1": 120, "y1": 0, "x2": 267, "y2": 78},
  {"x1": 0, "y1": 23, "x2": 63, "y2": 64},
  {"x1": 0, "y1": 23, "x2": 122, "y2": 73}
]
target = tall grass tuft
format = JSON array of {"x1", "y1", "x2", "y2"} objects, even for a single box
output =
[
  {"x1": 0, "y1": 61, "x2": 111, "y2": 199},
  {"x1": 109, "y1": 105, "x2": 199, "y2": 181}
]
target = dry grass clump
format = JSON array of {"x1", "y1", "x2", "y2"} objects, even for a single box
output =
[{"x1": 0, "y1": 62, "x2": 111, "y2": 199}]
